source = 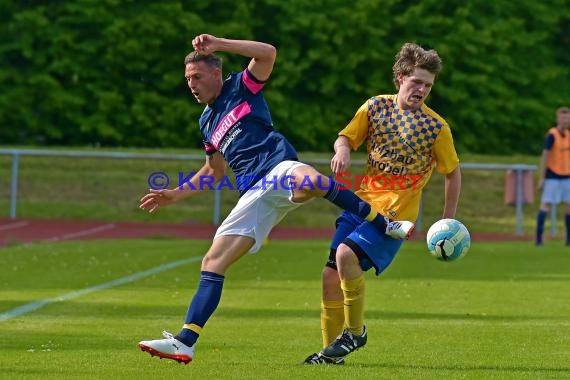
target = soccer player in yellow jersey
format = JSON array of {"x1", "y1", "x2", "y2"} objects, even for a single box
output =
[{"x1": 304, "y1": 43, "x2": 462, "y2": 364}]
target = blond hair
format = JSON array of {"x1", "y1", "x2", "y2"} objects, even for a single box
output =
[{"x1": 392, "y1": 43, "x2": 442, "y2": 89}]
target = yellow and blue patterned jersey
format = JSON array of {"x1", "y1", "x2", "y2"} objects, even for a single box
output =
[{"x1": 338, "y1": 94, "x2": 459, "y2": 222}]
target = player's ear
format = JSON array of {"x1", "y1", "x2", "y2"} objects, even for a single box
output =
[
  {"x1": 212, "y1": 67, "x2": 222, "y2": 80},
  {"x1": 396, "y1": 73, "x2": 404, "y2": 86}
]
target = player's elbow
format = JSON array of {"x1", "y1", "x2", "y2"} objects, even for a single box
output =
[
  {"x1": 211, "y1": 167, "x2": 226, "y2": 183},
  {"x1": 256, "y1": 42, "x2": 276, "y2": 64},
  {"x1": 267, "y1": 44, "x2": 277, "y2": 61}
]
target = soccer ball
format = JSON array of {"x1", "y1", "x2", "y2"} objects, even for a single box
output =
[{"x1": 426, "y1": 218, "x2": 471, "y2": 262}]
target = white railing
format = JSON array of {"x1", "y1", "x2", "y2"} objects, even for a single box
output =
[{"x1": 0, "y1": 148, "x2": 544, "y2": 235}]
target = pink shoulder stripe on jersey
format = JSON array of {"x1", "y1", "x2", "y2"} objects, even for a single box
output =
[
  {"x1": 211, "y1": 101, "x2": 251, "y2": 148},
  {"x1": 242, "y1": 69, "x2": 265, "y2": 94}
]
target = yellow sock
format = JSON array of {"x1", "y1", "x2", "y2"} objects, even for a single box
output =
[
  {"x1": 341, "y1": 274, "x2": 365, "y2": 336},
  {"x1": 364, "y1": 209, "x2": 377, "y2": 222},
  {"x1": 320, "y1": 300, "x2": 345, "y2": 347}
]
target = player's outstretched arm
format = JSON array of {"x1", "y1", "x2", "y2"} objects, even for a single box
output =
[
  {"x1": 192, "y1": 34, "x2": 276, "y2": 81},
  {"x1": 331, "y1": 136, "x2": 352, "y2": 174},
  {"x1": 139, "y1": 189, "x2": 180, "y2": 213},
  {"x1": 139, "y1": 152, "x2": 226, "y2": 213},
  {"x1": 442, "y1": 166, "x2": 461, "y2": 219}
]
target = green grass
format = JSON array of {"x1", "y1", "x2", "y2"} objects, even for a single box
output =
[
  {"x1": 0, "y1": 147, "x2": 554, "y2": 236},
  {"x1": 1, "y1": 239, "x2": 570, "y2": 379}
]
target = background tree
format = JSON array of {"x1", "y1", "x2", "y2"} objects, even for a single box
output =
[{"x1": 0, "y1": 0, "x2": 568, "y2": 154}]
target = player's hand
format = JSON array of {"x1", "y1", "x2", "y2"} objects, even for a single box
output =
[
  {"x1": 139, "y1": 189, "x2": 179, "y2": 213},
  {"x1": 330, "y1": 151, "x2": 351, "y2": 174},
  {"x1": 192, "y1": 34, "x2": 219, "y2": 55}
]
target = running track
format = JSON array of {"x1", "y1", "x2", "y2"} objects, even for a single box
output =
[{"x1": 0, "y1": 218, "x2": 531, "y2": 247}]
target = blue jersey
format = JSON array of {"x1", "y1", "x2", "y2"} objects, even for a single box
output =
[{"x1": 199, "y1": 69, "x2": 298, "y2": 194}]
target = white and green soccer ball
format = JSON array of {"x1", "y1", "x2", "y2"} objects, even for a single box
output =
[{"x1": 426, "y1": 218, "x2": 471, "y2": 262}]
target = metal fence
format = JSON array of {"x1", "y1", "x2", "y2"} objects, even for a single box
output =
[{"x1": 1, "y1": 148, "x2": 548, "y2": 235}]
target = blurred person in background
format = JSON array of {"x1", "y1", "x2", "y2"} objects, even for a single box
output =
[{"x1": 536, "y1": 106, "x2": 570, "y2": 246}]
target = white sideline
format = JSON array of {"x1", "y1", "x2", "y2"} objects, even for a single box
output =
[
  {"x1": 0, "y1": 221, "x2": 29, "y2": 232},
  {"x1": 0, "y1": 255, "x2": 203, "y2": 322},
  {"x1": 45, "y1": 223, "x2": 116, "y2": 242}
]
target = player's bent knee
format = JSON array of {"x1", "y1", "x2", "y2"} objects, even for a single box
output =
[
  {"x1": 291, "y1": 166, "x2": 330, "y2": 196},
  {"x1": 201, "y1": 252, "x2": 228, "y2": 274},
  {"x1": 322, "y1": 267, "x2": 340, "y2": 287},
  {"x1": 335, "y1": 245, "x2": 358, "y2": 267}
]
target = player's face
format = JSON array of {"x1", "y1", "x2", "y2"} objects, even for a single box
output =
[
  {"x1": 185, "y1": 61, "x2": 221, "y2": 104},
  {"x1": 396, "y1": 68, "x2": 435, "y2": 110},
  {"x1": 558, "y1": 110, "x2": 570, "y2": 128}
]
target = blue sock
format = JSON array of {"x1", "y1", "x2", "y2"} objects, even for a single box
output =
[
  {"x1": 536, "y1": 209, "x2": 547, "y2": 244},
  {"x1": 175, "y1": 271, "x2": 224, "y2": 347},
  {"x1": 564, "y1": 214, "x2": 570, "y2": 245},
  {"x1": 324, "y1": 183, "x2": 387, "y2": 230}
]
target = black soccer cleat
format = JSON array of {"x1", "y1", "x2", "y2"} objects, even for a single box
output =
[
  {"x1": 302, "y1": 352, "x2": 345, "y2": 365},
  {"x1": 321, "y1": 326, "x2": 367, "y2": 358}
]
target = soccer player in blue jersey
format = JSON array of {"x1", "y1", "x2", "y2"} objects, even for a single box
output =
[
  {"x1": 303, "y1": 43, "x2": 462, "y2": 364},
  {"x1": 137, "y1": 34, "x2": 414, "y2": 364}
]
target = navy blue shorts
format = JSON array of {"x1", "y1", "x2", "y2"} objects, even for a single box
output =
[{"x1": 330, "y1": 211, "x2": 403, "y2": 275}]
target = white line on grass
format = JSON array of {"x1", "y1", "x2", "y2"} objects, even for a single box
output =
[
  {"x1": 0, "y1": 255, "x2": 203, "y2": 322},
  {"x1": 0, "y1": 221, "x2": 30, "y2": 231},
  {"x1": 45, "y1": 223, "x2": 116, "y2": 241}
]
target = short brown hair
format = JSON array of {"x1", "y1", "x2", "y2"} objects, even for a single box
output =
[
  {"x1": 392, "y1": 43, "x2": 442, "y2": 89},
  {"x1": 557, "y1": 107, "x2": 570, "y2": 115},
  {"x1": 184, "y1": 51, "x2": 222, "y2": 70}
]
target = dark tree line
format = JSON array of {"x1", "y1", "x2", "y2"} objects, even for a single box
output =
[{"x1": 1, "y1": 0, "x2": 568, "y2": 154}]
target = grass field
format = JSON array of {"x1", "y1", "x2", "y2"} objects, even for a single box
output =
[
  {"x1": 0, "y1": 148, "x2": 557, "y2": 236},
  {"x1": 2, "y1": 238, "x2": 570, "y2": 379}
]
